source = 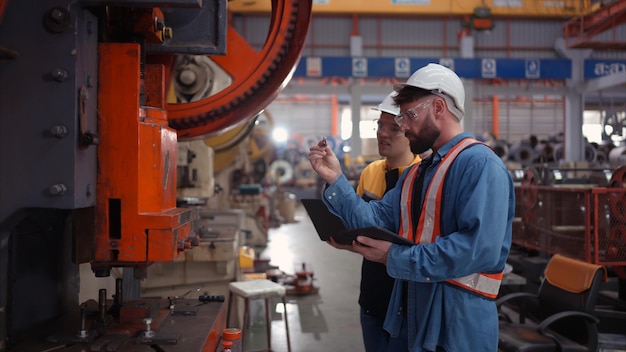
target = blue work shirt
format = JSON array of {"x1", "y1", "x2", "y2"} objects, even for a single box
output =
[{"x1": 322, "y1": 132, "x2": 515, "y2": 352}]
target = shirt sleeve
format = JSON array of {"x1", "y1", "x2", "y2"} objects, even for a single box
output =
[
  {"x1": 323, "y1": 174, "x2": 402, "y2": 232},
  {"x1": 355, "y1": 172, "x2": 365, "y2": 197}
]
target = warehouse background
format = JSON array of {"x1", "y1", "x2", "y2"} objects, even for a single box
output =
[{"x1": 229, "y1": 1, "x2": 626, "y2": 165}]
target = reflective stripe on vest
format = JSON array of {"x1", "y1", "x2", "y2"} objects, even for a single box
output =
[{"x1": 399, "y1": 137, "x2": 503, "y2": 299}]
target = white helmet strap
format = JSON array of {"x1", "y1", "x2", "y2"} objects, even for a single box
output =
[{"x1": 431, "y1": 90, "x2": 463, "y2": 121}]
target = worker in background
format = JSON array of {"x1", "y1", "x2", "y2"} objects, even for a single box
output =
[
  {"x1": 327, "y1": 91, "x2": 419, "y2": 352},
  {"x1": 309, "y1": 63, "x2": 514, "y2": 351}
]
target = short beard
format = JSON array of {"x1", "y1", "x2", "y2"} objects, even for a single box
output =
[{"x1": 406, "y1": 116, "x2": 439, "y2": 155}]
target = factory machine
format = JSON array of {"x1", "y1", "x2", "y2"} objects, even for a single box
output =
[{"x1": 0, "y1": 0, "x2": 312, "y2": 351}]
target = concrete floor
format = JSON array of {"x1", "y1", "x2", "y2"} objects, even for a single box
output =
[{"x1": 244, "y1": 204, "x2": 366, "y2": 352}]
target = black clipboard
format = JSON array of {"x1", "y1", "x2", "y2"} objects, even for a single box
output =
[{"x1": 301, "y1": 198, "x2": 414, "y2": 246}]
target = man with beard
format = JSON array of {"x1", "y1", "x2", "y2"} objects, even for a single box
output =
[
  {"x1": 309, "y1": 63, "x2": 514, "y2": 351},
  {"x1": 327, "y1": 91, "x2": 419, "y2": 352}
]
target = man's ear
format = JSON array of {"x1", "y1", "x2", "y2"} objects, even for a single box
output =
[{"x1": 432, "y1": 97, "x2": 446, "y2": 115}]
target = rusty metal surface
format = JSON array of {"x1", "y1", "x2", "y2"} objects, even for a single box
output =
[
  {"x1": 513, "y1": 184, "x2": 626, "y2": 267},
  {"x1": 9, "y1": 298, "x2": 226, "y2": 352}
]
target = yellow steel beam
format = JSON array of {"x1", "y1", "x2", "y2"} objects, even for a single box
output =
[{"x1": 229, "y1": 0, "x2": 591, "y2": 18}]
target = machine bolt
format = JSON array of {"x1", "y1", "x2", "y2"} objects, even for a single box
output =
[
  {"x1": 179, "y1": 69, "x2": 197, "y2": 86},
  {"x1": 162, "y1": 27, "x2": 173, "y2": 40},
  {"x1": 49, "y1": 125, "x2": 68, "y2": 138},
  {"x1": 50, "y1": 8, "x2": 67, "y2": 24},
  {"x1": 51, "y1": 68, "x2": 68, "y2": 82},
  {"x1": 43, "y1": 7, "x2": 72, "y2": 33},
  {"x1": 143, "y1": 318, "x2": 155, "y2": 337},
  {"x1": 77, "y1": 303, "x2": 88, "y2": 338},
  {"x1": 99, "y1": 289, "x2": 108, "y2": 323},
  {"x1": 114, "y1": 278, "x2": 123, "y2": 307},
  {"x1": 48, "y1": 184, "x2": 67, "y2": 196}
]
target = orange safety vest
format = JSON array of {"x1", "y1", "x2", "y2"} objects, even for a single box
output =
[{"x1": 399, "y1": 137, "x2": 503, "y2": 299}]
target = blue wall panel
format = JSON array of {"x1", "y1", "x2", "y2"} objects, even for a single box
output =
[{"x1": 294, "y1": 57, "x2": 583, "y2": 79}]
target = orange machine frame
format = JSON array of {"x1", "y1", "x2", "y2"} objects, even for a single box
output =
[{"x1": 93, "y1": 43, "x2": 194, "y2": 274}]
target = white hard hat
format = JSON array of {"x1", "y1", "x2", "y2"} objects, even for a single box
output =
[
  {"x1": 393, "y1": 63, "x2": 465, "y2": 119},
  {"x1": 371, "y1": 91, "x2": 399, "y2": 116}
]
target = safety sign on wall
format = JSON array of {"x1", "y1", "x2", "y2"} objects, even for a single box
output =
[
  {"x1": 306, "y1": 57, "x2": 322, "y2": 77},
  {"x1": 352, "y1": 58, "x2": 368, "y2": 77},
  {"x1": 481, "y1": 59, "x2": 497, "y2": 78},
  {"x1": 525, "y1": 59, "x2": 540, "y2": 79},
  {"x1": 395, "y1": 58, "x2": 411, "y2": 77}
]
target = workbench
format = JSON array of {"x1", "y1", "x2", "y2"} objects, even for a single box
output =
[{"x1": 10, "y1": 298, "x2": 227, "y2": 352}]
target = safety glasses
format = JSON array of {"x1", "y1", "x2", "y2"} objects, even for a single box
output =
[
  {"x1": 375, "y1": 119, "x2": 404, "y2": 136},
  {"x1": 394, "y1": 99, "x2": 432, "y2": 127}
]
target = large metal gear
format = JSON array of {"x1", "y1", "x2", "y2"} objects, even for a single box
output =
[{"x1": 166, "y1": 0, "x2": 312, "y2": 140}]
